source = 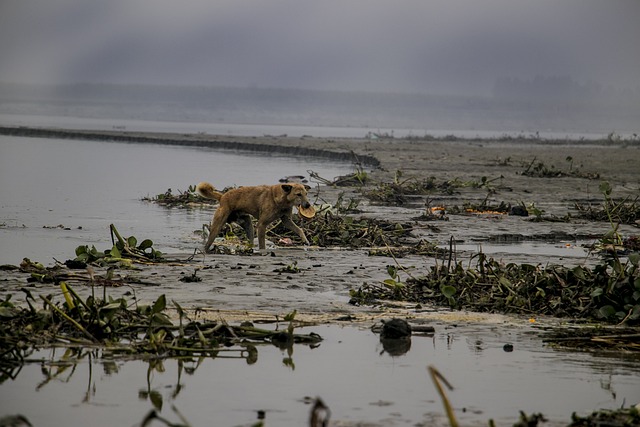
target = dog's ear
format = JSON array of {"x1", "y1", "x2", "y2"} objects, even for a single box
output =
[{"x1": 281, "y1": 184, "x2": 293, "y2": 193}]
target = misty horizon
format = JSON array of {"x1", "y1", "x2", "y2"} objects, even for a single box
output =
[
  {"x1": 2, "y1": 1, "x2": 639, "y2": 135},
  {"x1": 1, "y1": 80, "x2": 639, "y2": 135},
  {"x1": 1, "y1": 1, "x2": 639, "y2": 97}
]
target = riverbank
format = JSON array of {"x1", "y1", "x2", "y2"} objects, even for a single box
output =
[
  {"x1": 2, "y1": 126, "x2": 639, "y2": 426},
  {"x1": 2, "y1": 126, "x2": 639, "y2": 320}
]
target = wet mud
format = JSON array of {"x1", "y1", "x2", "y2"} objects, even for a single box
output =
[
  {"x1": 1, "y1": 128, "x2": 638, "y2": 323},
  {"x1": 1, "y1": 128, "x2": 639, "y2": 426}
]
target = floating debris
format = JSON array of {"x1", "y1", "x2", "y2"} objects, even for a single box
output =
[{"x1": 142, "y1": 185, "x2": 216, "y2": 208}]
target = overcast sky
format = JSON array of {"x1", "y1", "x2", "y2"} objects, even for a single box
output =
[{"x1": 1, "y1": 0, "x2": 639, "y2": 95}]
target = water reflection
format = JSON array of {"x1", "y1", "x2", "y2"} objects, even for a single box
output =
[
  {"x1": 2, "y1": 324, "x2": 638, "y2": 427},
  {"x1": 6, "y1": 334, "x2": 316, "y2": 427}
]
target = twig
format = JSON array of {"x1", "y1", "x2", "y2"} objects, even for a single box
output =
[
  {"x1": 428, "y1": 365, "x2": 458, "y2": 427},
  {"x1": 40, "y1": 295, "x2": 98, "y2": 343}
]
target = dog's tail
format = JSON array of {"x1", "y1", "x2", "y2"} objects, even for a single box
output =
[{"x1": 196, "y1": 182, "x2": 223, "y2": 201}]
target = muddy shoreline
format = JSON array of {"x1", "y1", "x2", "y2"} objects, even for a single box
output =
[
  {"x1": 2, "y1": 126, "x2": 639, "y2": 426},
  {"x1": 1, "y1": 126, "x2": 638, "y2": 323}
]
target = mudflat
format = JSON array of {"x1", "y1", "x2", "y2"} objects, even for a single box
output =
[{"x1": 1, "y1": 127, "x2": 639, "y2": 324}]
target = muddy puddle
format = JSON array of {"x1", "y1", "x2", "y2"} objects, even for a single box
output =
[{"x1": 3, "y1": 322, "x2": 639, "y2": 427}]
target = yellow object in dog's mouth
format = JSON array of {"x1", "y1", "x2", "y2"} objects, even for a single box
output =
[{"x1": 298, "y1": 205, "x2": 316, "y2": 218}]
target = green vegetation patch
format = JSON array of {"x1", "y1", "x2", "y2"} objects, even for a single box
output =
[
  {"x1": 142, "y1": 185, "x2": 216, "y2": 207},
  {"x1": 520, "y1": 156, "x2": 600, "y2": 179},
  {"x1": 350, "y1": 251, "x2": 640, "y2": 326},
  {"x1": 1, "y1": 284, "x2": 322, "y2": 382}
]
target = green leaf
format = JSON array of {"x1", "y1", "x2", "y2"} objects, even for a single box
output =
[
  {"x1": 0, "y1": 306, "x2": 19, "y2": 319},
  {"x1": 102, "y1": 301, "x2": 122, "y2": 310},
  {"x1": 283, "y1": 357, "x2": 295, "y2": 370},
  {"x1": 151, "y1": 294, "x2": 166, "y2": 314},
  {"x1": 75, "y1": 245, "x2": 87, "y2": 256},
  {"x1": 110, "y1": 245, "x2": 122, "y2": 259},
  {"x1": 284, "y1": 310, "x2": 297, "y2": 321},
  {"x1": 598, "y1": 181, "x2": 612, "y2": 196},
  {"x1": 628, "y1": 252, "x2": 639, "y2": 267},
  {"x1": 151, "y1": 312, "x2": 173, "y2": 326},
  {"x1": 149, "y1": 390, "x2": 163, "y2": 411},
  {"x1": 383, "y1": 279, "x2": 405, "y2": 289},
  {"x1": 127, "y1": 236, "x2": 137, "y2": 248},
  {"x1": 440, "y1": 285, "x2": 457, "y2": 299},
  {"x1": 387, "y1": 265, "x2": 397, "y2": 279},
  {"x1": 598, "y1": 305, "x2": 616, "y2": 319},
  {"x1": 138, "y1": 239, "x2": 154, "y2": 250},
  {"x1": 498, "y1": 276, "x2": 512, "y2": 287},
  {"x1": 591, "y1": 287, "x2": 604, "y2": 298},
  {"x1": 172, "y1": 300, "x2": 184, "y2": 317},
  {"x1": 572, "y1": 266, "x2": 587, "y2": 281}
]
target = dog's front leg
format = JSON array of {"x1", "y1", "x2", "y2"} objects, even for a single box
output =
[
  {"x1": 281, "y1": 216, "x2": 309, "y2": 245},
  {"x1": 236, "y1": 214, "x2": 254, "y2": 244},
  {"x1": 256, "y1": 222, "x2": 267, "y2": 250}
]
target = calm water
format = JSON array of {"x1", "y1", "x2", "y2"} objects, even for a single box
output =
[
  {"x1": 0, "y1": 135, "x2": 355, "y2": 265},
  {"x1": 0, "y1": 112, "x2": 621, "y2": 140},
  {"x1": 1, "y1": 323, "x2": 638, "y2": 427}
]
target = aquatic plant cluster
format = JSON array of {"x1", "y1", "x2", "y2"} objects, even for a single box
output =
[
  {"x1": 334, "y1": 167, "x2": 640, "y2": 326},
  {"x1": 277, "y1": 209, "x2": 413, "y2": 247},
  {"x1": 574, "y1": 183, "x2": 640, "y2": 226},
  {"x1": 350, "y1": 251, "x2": 640, "y2": 324},
  {"x1": 142, "y1": 185, "x2": 216, "y2": 207},
  {"x1": 363, "y1": 173, "x2": 480, "y2": 205},
  {"x1": 72, "y1": 224, "x2": 164, "y2": 268},
  {"x1": 520, "y1": 156, "x2": 601, "y2": 179},
  {"x1": 0, "y1": 284, "x2": 321, "y2": 383}
]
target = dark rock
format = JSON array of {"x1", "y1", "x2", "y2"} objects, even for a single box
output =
[{"x1": 380, "y1": 318, "x2": 412, "y2": 339}]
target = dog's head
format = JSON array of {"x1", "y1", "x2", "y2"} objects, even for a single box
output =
[{"x1": 281, "y1": 183, "x2": 312, "y2": 208}]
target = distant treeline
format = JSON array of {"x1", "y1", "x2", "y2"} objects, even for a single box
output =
[
  {"x1": 3, "y1": 80, "x2": 638, "y2": 108},
  {"x1": 493, "y1": 75, "x2": 640, "y2": 105}
]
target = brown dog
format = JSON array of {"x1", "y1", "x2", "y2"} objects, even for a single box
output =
[{"x1": 196, "y1": 181, "x2": 312, "y2": 250}]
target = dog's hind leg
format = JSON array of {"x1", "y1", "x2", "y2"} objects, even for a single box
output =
[{"x1": 204, "y1": 207, "x2": 230, "y2": 251}]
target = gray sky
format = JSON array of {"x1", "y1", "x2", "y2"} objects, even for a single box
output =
[{"x1": 1, "y1": 0, "x2": 639, "y2": 95}]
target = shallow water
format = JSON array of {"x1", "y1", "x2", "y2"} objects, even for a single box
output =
[
  {"x1": 1, "y1": 323, "x2": 638, "y2": 427},
  {"x1": 0, "y1": 135, "x2": 355, "y2": 265},
  {"x1": 451, "y1": 241, "x2": 591, "y2": 260}
]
